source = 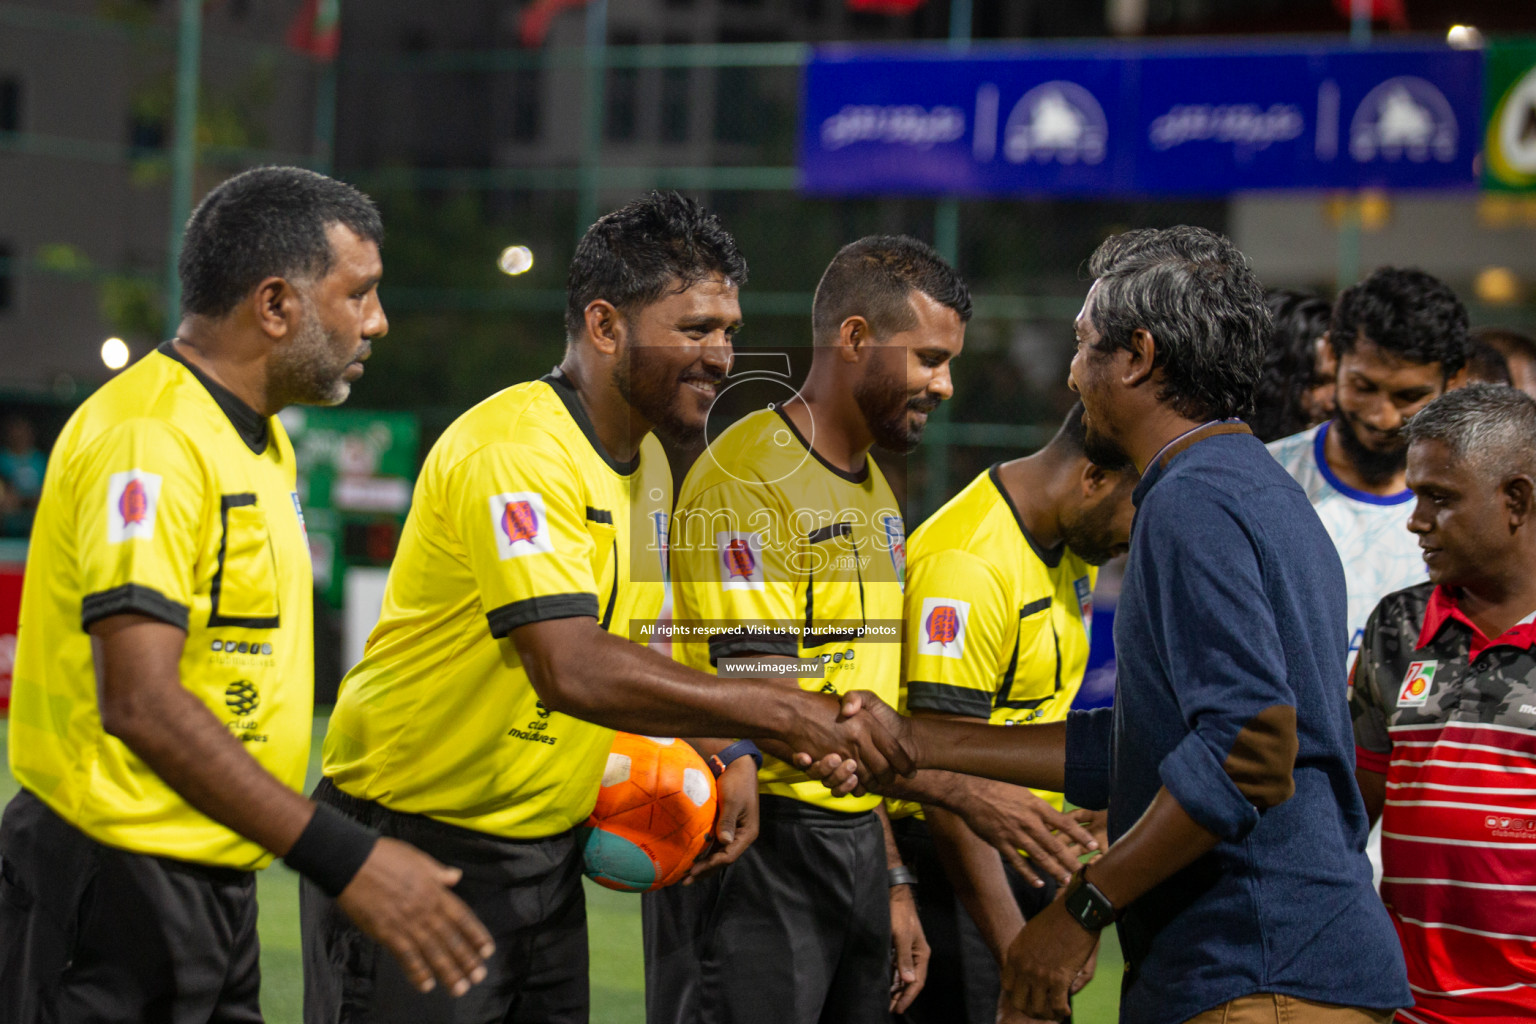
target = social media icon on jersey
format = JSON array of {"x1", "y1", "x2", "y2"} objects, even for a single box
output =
[
  {"x1": 107, "y1": 469, "x2": 163, "y2": 543},
  {"x1": 917, "y1": 597, "x2": 970, "y2": 659},
  {"x1": 489, "y1": 492, "x2": 555, "y2": 559}
]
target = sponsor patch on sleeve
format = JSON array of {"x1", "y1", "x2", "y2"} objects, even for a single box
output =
[
  {"x1": 716, "y1": 532, "x2": 764, "y2": 590},
  {"x1": 882, "y1": 514, "x2": 906, "y2": 586},
  {"x1": 489, "y1": 492, "x2": 555, "y2": 559},
  {"x1": 107, "y1": 469, "x2": 163, "y2": 543},
  {"x1": 916, "y1": 597, "x2": 970, "y2": 660},
  {"x1": 1074, "y1": 575, "x2": 1093, "y2": 643},
  {"x1": 1397, "y1": 660, "x2": 1437, "y2": 708}
]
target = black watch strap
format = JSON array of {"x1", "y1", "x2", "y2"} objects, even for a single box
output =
[
  {"x1": 707, "y1": 739, "x2": 763, "y2": 778},
  {"x1": 1063, "y1": 868, "x2": 1118, "y2": 933}
]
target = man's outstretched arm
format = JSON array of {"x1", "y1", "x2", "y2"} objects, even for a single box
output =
[
  {"x1": 92, "y1": 614, "x2": 494, "y2": 997},
  {"x1": 798, "y1": 693, "x2": 1071, "y2": 795},
  {"x1": 510, "y1": 615, "x2": 915, "y2": 783}
]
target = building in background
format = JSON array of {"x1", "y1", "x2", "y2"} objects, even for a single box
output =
[{"x1": 0, "y1": 0, "x2": 323, "y2": 395}]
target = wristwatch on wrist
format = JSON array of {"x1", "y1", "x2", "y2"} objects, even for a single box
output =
[
  {"x1": 1063, "y1": 866, "x2": 1118, "y2": 933},
  {"x1": 888, "y1": 866, "x2": 918, "y2": 888},
  {"x1": 707, "y1": 740, "x2": 764, "y2": 779}
]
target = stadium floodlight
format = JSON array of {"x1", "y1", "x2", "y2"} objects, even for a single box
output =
[
  {"x1": 498, "y1": 245, "x2": 535, "y2": 276},
  {"x1": 101, "y1": 337, "x2": 130, "y2": 370},
  {"x1": 1446, "y1": 25, "x2": 1484, "y2": 49}
]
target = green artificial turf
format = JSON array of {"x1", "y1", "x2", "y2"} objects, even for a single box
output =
[{"x1": 0, "y1": 717, "x2": 1121, "y2": 1021}]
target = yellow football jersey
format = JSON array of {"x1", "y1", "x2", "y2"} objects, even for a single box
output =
[
  {"x1": 322, "y1": 370, "x2": 671, "y2": 838},
  {"x1": 669, "y1": 407, "x2": 905, "y2": 813},
  {"x1": 9, "y1": 343, "x2": 313, "y2": 869},
  {"x1": 901, "y1": 464, "x2": 1097, "y2": 813}
]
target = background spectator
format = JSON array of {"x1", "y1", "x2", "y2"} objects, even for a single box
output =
[
  {"x1": 1475, "y1": 327, "x2": 1536, "y2": 398},
  {"x1": 0, "y1": 416, "x2": 47, "y2": 537},
  {"x1": 1456, "y1": 338, "x2": 1513, "y2": 387},
  {"x1": 1251, "y1": 290, "x2": 1335, "y2": 443}
]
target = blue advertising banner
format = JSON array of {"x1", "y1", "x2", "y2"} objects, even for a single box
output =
[{"x1": 800, "y1": 42, "x2": 1482, "y2": 197}]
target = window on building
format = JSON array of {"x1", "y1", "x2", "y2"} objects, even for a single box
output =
[
  {"x1": 0, "y1": 78, "x2": 21, "y2": 133},
  {"x1": 511, "y1": 67, "x2": 542, "y2": 142},
  {"x1": 0, "y1": 241, "x2": 14, "y2": 313},
  {"x1": 128, "y1": 114, "x2": 166, "y2": 154},
  {"x1": 605, "y1": 33, "x2": 640, "y2": 142},
  {"x1": 660, "y1": 38, "x2": 690, "y2": 144},
  {"x1": 713, "y1": 66, "x2": 758, "y2": 144}
]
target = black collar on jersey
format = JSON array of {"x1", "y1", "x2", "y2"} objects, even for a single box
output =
[
  {"x1": 773, "y1": 404, "x2": 870, "y2": 485},
  {"x1": 158, "y1": 341, "x2": 269, "y2": 455},
  {"x1": 541, "y1": 366, "x2": 641, "y2": 476},
  {"x1": 988, "y1": 462, "x2": 1063, "y2": 569}
]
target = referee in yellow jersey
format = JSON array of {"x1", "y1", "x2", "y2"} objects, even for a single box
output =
[
  {"x1": 1, "y1": 168, "x2": 492, "y2": 1022},
  {"x1": 892, "y1": 403, "x2": 1136, "y2": 1024},
  {"x1": 303, "y1": 194, "x2": 913, "y2": 1023},
  {"x1": 644, "y1": 236, "x2": 969, "y2": 1024}
]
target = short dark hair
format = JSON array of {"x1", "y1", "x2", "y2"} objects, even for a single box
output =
[
  {"x1": 565, "y1": 191, "x2": 747, "y2": 340},
  {"x1": 1086, "y1": 226, "x2": 1270, "y2": 421},
  {"x1": 1251, "y1": 289, "x2": 1333, "y2": 442},
  {"x1": 1330, "y1": 267, "x2": 1468, "y2": 379},
  {"x1": 811, "y1": 235, "x2": 972, "y2": 345},
  {"x1": 1464, "y1": 340, "x2": 1512, "y2": 386},
  {"x1": 1405, "y1": 383, "x2": 1536, "y2": 479},
  {"x1": 1048, "y1": 401, "x2": 1089, "y2": 456},
  {"x1": 1476, "y1": 326, "x2": 1536, "y2": 366},
  {"x1": 179, "y1": 166, "x2": 383, "y2": 319}
]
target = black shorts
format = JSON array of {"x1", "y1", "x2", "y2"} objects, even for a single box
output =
[
  {"x1": 890, "y1": 814, "x2": 1066, "y2": 1024},
  {"x1": 300, "y1": 778, "x2": 588, "y2": 1024},
  {"x1": 642, "y1": 794, "x2": 890, "y2": 1024},
  {"x1": 0, "y1": 787, "x2": 262, "y2": 1024}
]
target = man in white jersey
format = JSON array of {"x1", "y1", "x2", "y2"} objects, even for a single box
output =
[{"x1": 1266, "y1": 266, "x2": 1469, "y2": 879}]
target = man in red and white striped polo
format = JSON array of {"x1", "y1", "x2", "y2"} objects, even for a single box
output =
[{"x1": 1351, "y1": 383, "x2": 1536, "y2": 1024}]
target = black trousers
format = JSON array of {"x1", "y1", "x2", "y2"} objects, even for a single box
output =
[
  {"x1": 642, "y1": 795, "x2": 891, "y2": 1024},
  {"x1": 0, "y1": 788, "x2": 261, "y2": 1024},
  {"x1": 891, "y1": 815, "x2": 1066, "y2": 1024},
  {"x1": 301, "y1": 778, "x2": 588, "y2": 1024}
]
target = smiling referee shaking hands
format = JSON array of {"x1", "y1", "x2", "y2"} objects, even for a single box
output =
[{"x1": 303, "y1": 194, "x2": 914, "y2": 1024}]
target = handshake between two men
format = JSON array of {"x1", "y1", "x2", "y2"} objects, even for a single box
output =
[{"x1": 792, "y1": 688, "x2": 1108, "y2": 1024}]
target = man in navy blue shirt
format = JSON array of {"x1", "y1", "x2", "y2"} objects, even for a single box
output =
[{"x1": 813, "y1": 227, "x2": 1409, "y2": 1024}]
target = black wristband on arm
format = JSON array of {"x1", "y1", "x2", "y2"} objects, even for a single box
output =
[{"x1": 283, "y1": 803, "x2": 381, "y2": 898}]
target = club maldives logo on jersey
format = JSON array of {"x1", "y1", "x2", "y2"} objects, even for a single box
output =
[
  {"x1": 489, "y1": 492, "x2": 555, "y2": 560},
  {"x1": 917, "y1": 596, "x2": 970, "y2": 659},
  {"x1": 717, "y1": 532, "x2": 764, "y2": 590},
  {"x1": 1397, "y1": 660, "x2": 1438, "y2": 708},
  {"x1": 106, "y1": 469, "x2": 162, "y2": 542}
]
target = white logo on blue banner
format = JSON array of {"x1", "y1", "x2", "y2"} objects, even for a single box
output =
[
  {"x1": 1349, "y1": 76, "x2": 1458, "y2": 164},
  {"x1": 1004, "y1": 81, "x2": 1107, "y2": 165}
]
